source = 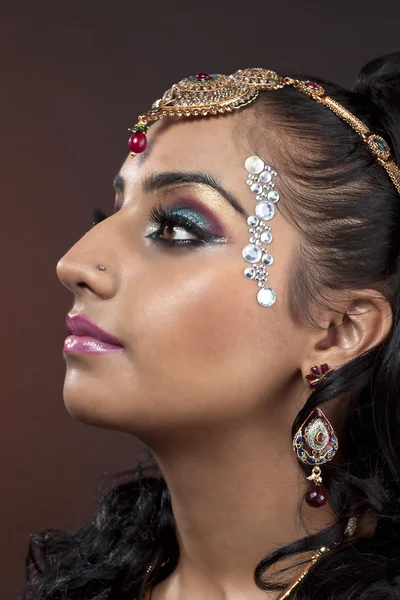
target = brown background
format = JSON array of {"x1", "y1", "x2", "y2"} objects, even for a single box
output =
[{"x1": 1, "y1": 1, "x2": 399, "y2": 597}]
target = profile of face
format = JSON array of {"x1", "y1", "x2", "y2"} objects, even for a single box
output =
[{"x1": 56, "y1": 113, "x2": 307, "y2": 445}]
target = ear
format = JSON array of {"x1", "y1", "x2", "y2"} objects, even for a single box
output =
[{"x1": 300, "y1": 289, "x2": 393, "y2": 378}]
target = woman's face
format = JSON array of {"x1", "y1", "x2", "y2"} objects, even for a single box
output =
[{"x1": 56, "y1": 114, "x2": 304, "y2": 441}]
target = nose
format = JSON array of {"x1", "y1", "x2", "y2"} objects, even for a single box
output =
[{"x1": 56, "y1": 230, "x2": 116, "y2": 300}]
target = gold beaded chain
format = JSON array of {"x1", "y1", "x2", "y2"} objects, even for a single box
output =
[
  {"x1": 127, "y1": 68, "x2": 400, "y2": 196},
  {"x1": 282, "y1": 76, "x2": 400, "y2": 195}
]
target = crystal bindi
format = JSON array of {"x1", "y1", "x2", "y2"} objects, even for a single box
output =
[
  {"x1": 244, "y1": 268, "x2": 256, "y2": 279},
  {"x1": 255, "y1": 201, "x2": 274, "y2": 220},
  {"x1": 245, "y1": 156, "x2": 265, "y2": 174},
  {"x1": 242, "y1": 244, "x2": 262, "y2": 263},
  {"x1": 260, "y1": 170, "x2": 272, "y2": 183},
  {"x1": 260, "y1": 231, "x2": 272, "y2": 244},
  {"x1": 247, "y1": 215, "x2": 259, "y2": 227},
  {"x1": 250, "y1": 183, "x2": 263, "y2": 194},
  {"x1": 267, "y1": 190, "x2": 279, "y2": 203},
  {"x1": 257, "y1": 287, "x2": 276, "y2": 307}
]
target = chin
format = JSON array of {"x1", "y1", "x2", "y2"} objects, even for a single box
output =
[
  {"x1": 63, "y1": 392, "x2": 107, "y2": 429},
  {"x1": 62, "y1": 372, "x2": 118, "y2": 430},
  {"x1": 61, "y1": 370, "x2": 148, "y2": 436}
]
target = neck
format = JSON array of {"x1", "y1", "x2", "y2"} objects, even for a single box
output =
[{"x1": 146, "y1": 404, "x2": 335, "y2": 600}]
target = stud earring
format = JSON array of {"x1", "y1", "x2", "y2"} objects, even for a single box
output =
[
  {"x1": 243, "y1": 155, "x2": 279, "y2": 307},
  {"x1": 305, "y1": 363, "x2": 334, "y2": 390},
  {"x1": 293, "y1": 406, "x2": 339, "y2": 507}
]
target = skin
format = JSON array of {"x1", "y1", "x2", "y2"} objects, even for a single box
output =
[{"x1": 56, "y1": 112, "x2": 393, "y2": 600}]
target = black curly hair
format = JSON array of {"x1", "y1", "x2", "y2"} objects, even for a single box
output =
[{"x1": 22, "y1": 52, "x2": 400, "y2": 600}]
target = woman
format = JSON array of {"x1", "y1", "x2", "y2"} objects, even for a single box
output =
[{"x1": 23, "y1": 53, "x2": 400, "y2": 599}]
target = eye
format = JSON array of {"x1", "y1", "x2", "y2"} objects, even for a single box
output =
[
  {"x1": 158, "y1": 221, "x2": 197, "y2": 242},
  {"x1": 146, "y1": 203, "x2": 223, "y2": 247}
]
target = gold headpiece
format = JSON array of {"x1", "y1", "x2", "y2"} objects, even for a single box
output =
[{"x1": 127, "y1": 69, "x2": 400, "y2": 195}]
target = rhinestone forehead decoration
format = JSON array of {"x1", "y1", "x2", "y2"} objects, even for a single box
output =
[
  {"x1": 127, "y1": 68, "x2": 400, "y2": 195},
  {"x1": 243, "y1": 155, "x2": 279, "y2": 307}
]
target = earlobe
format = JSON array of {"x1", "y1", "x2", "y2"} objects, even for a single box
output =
[{"x1": 301, "y1": 291, "x2": 393, "y2": 376}]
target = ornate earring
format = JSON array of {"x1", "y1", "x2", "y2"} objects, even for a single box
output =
[
  {"x1": 292, "y1": 364, "x2": 338, "y2": 508},
  {"x1": 243, "y1": 155, "x2": 279, "y2": 307},
  {"x1": 344, "y1": 515, "x2": 358, "y2": 537},
  {"x1": 305, "y1": 363, "x2": 334, "y2": 390}
]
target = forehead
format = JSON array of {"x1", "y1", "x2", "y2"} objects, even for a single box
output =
[{"x1": 120, "y1": 113, "x2": 255, "y2": 183}]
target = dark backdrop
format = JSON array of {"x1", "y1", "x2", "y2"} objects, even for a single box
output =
[{"x1": 1, "y1": 1, "x2": 399, "y2": 598}]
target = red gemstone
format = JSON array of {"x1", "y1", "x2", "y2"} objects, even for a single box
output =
[
  {"x1": 311, "y1": 366, "x2": 320, "y2": 376},
  {"x1": 316, "y1": 432, "x2": 325, "y2": 443},
  {"x1": 196, "y1": 72, "x2": 210, "y2": 80},
  {"x1": 128, "y1": 131, "x2": 147, "y2": 154},
  {"x1": 307, "y1": 81, "x2": 318, "y2": 89},
  {"x1": 305, "y1": 373, "x2": 318, "y2": 382},
  {"x1": 320, "y1": 363, "x2": 329, "y2": 374},
  {"x1": 305, "y1": 485, "x2": 327, "y2": 507}
]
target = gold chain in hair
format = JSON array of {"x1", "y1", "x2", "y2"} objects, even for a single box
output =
[
  {"x1": 127, "y1": 69, "x2": 400, "y2": 195},
  {"x1": 283, "y1": 76, "x2": 400, "y2": 195}
]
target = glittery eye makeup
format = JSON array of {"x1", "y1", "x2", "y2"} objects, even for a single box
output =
[
  {"x1": 167, "y1": 196, "x2": 230, "y2": 237},
  {"x1": 169, "y1": 207, "x2": 210, "y2": 229},
  {"x1": 146, "y1": 200, "x2": 230, "y2": 248}
]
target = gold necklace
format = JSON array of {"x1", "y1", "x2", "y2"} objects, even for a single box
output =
[
  {"x1": 139, "y1": 545, "x2": 332, "y2": 600},
  {"x1": 274, "y1": 545, "x2": 331, "y2": 599}
]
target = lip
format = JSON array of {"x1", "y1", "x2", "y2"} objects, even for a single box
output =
[{"x1": 64, "y1": 313, "x2": 124, "y2": 354}]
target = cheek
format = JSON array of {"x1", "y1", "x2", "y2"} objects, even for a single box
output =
[
  {"x1": 122, "y1": 259, "x2": 291, "y2": 424},
  {"x1": 135, "y1": 267, "x2": 238, "y2": 361}
]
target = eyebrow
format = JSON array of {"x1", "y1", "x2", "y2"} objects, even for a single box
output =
[{"x1": 113, "y1": 171, "x2": 248, "y2": 219}]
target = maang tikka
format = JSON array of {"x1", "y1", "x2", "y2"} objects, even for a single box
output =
[{"x1": 243, "y1": 156, "x2": 279, "y2": 307}]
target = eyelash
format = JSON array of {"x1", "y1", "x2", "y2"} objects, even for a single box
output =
[
  {"x1": 92, "y1": 208, "x2": 108, "y2": 226},
  {"x1": 91, "y1": 204, "x2": 219, "y2": 247},
  {"x1": 149, "y1": 203, "x2": 217, "y2": 247}
]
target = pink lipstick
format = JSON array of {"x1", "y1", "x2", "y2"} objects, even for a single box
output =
[{"x1": 64, "y1": 314, "x2": 125, "y2": 355}]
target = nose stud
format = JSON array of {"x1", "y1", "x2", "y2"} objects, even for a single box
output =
[{"x1": 97, "y1": 264, "x2": 106, "y2": 271}]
